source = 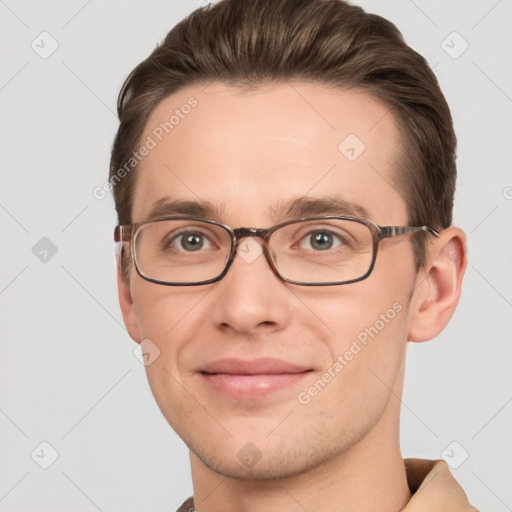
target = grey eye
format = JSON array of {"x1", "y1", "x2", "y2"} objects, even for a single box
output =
[
  {"x1": 170, "y1": 231, "x2": 213, "y2": 252},
  {"x1": 309, "y1": 232, "x2": 334, "y2": 250}
]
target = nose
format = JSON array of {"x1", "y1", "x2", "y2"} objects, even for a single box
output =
[{"x1": 209, "y1": 237, "x2": 293, "y2": 336}]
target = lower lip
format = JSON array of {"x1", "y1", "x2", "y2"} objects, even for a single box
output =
[{"x1": 200, "y1": 372, "x2": 310, "y2": 399}]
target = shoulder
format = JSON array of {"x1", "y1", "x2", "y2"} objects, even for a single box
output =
[{"x1": 175, "y1": 497, "x2": 194, "y2": 512}]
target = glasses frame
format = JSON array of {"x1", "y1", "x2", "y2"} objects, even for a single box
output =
[{"x1": 114, "y1": 216, "x2": 440, "y2": 286}]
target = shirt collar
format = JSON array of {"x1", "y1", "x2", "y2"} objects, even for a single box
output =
[
  {"x1": 403, "y1": 458, "x2": 478, "y2": 511},
  {"x1": 175, "y1": 458, "x2": 478, "y2": 512}
]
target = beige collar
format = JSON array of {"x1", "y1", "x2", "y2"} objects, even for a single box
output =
[
  {"x1": 403, "y1": 458, "x2": 478, "y2": 511},
  {"x1": 175, "y1": 458, "x2": 479, "y2": 511}
]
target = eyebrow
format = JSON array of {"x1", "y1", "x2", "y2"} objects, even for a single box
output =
[
  {"x1": 272, "y1": 196, "x2": 371, "y2": 221},
  {"x1": 143, "y1": 196, "x2": 371, "y2": 224},
  {"x1": 145, "y1": 197, "x2": 224, "y2": 221}
]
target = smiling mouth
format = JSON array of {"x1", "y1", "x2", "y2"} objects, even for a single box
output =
[{"x1": 198, "y1": 358, "x2": 313, "y2": 399}]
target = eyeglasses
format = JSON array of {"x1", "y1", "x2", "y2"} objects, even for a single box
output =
[{"x1": 114, "y1": 216, "x2": 439, "y2": 286}]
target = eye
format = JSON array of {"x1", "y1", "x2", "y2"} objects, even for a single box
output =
[
  {"x1": 170, "y1": 231, "x2": 214, "y2": 252},
  {"x1": 297, "y1": 230, "x2": 344, "y2": 251}
]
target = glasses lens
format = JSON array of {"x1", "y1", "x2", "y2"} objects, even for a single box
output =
[
  {"x1": 133, "y1": 219, "x2": 232, "y2": 284},
  {"x1": 269, "y1": 218, "x2": 374, "y2": 284}
]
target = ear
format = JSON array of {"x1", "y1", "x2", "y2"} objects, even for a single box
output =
[
  {"x1": 408, "y1": 226, "x2": 467, "y2": 342},
  {"x1": 117, "y1": 253, "x2": 142, "y2": 344}
]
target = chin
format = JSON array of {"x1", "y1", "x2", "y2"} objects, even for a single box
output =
[
  {"x1": 196, "y1": 450, "x2": 318, "y2": 480},
  {"x1": 189, "y1": 432, "x2": 353, "y2": 481}
]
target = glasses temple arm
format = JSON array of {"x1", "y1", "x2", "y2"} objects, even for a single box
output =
[
  {"x1": 378, "y1": 225, "x2": 440, "y2": 240},
  {"x1": 114, "y1": 225, "x2": 134, "y2": 243}
]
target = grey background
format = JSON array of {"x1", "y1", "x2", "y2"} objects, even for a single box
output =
[{"x1": 0, "y1": 0, "x2": 511, "y2": 510}]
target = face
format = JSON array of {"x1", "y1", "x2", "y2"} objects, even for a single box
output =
[{"x1": 121, "y1": 82, "x2": 421, "y2": 479}]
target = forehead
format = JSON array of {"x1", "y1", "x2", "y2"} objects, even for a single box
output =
[{"x1": 132, "y1": 81, "x2": 406, "y2": 225}]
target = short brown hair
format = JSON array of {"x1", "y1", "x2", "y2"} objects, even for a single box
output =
[{"x1": 110, "y1": 0, "x2": 456, "y2": 271}]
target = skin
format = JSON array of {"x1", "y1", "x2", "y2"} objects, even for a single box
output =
[{"x1": 117, "y1": 82, "x2": 467, "y2": 511}]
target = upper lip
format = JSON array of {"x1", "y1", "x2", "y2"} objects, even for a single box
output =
[{"x1": 199, "y1": 358, "x2": 311, "y2": 375}]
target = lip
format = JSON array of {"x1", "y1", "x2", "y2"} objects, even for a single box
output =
[{"x1": 198, "y1": 358, "x2": 312, "y2": 399}]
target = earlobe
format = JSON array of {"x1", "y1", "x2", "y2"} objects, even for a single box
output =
[
  {"x1": 408, "y1": 226, "x2": 467, "y2": 343},
  {"x1": 117, "y1": 258, "x2": 142, "y2": 344}
]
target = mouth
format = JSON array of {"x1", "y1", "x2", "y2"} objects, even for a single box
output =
[{"x1": 198, "y1": 358, "x2": 313, "y2": 399}]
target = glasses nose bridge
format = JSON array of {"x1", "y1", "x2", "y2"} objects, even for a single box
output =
[
  {"x1": 232, "y1": 227, "x2": 270, "y2": 244},
  {"x1": 228, "y1": 226, "x2": 280, "y2": 280}
]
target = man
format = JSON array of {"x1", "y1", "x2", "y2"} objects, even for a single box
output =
[{"x1": 109, "y1": 0, "x2": 477, "y2": 509}]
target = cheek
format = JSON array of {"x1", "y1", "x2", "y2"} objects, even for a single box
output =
[
  {"x1": 294, "y1": 268, "x2": 411, "y2": 395},
  {"x1": 299, "y1": 271, "x2": 410, "y2": 346},
  {"x1": 296, "y1": 292, "x2": 409, "y2": 431},
  {"x1": 132, "y1": 285, "x2": 211, "y2": 387},
  {"x1": 132, "y1": 288, "x2": 208, "y2": 433},
  {"x1": 133, "y1": 284, "x2": 203, "y2": 337}
]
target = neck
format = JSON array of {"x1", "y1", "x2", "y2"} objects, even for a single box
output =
[{"x1": 189, "y1": 400, "x2": 411, "y2": 512}]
